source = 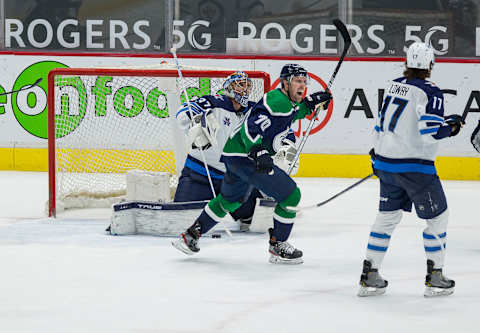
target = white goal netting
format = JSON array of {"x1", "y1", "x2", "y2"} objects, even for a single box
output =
[{"x1": 47, "y1": 63, "x2": 270, "y2": 216}]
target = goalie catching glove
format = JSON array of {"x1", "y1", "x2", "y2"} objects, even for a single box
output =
[
  {"x1": 303, "y1": 91, "x2": 332, "y2": 111},
  {"x1": 274, "y1": 139, "x2": 299, "y2": 175},
  {"x1": 472, "y1": 120, "x2": 480, "y2": 153},
  {"x1": 187, "y1": 111, "x2": 219, "y2": 150}
]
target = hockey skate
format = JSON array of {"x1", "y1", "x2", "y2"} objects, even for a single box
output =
[
  {"x1": 171, "y1": 221, "x2": 201, "y2": 255},
  {"x1": 268, "y1": 228, "x2": 303, "y2": 264},
  {"x1": 358, "y1": 260, "x2": 388, "y2": 297},
  {"x1": 424, "y1": 260, "x2": 455, "y2": 297}
]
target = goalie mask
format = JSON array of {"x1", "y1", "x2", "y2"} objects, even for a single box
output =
[
  {"x1": 223, "y1": 71, "x2": 252, "y2": 108},
  {"x1": 406, "y1": 42, "x2": 435, "y2": 70}
]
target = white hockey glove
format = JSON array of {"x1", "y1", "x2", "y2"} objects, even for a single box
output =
[
  {"x1": 274, "y1": 139, "x2": 299, "y2": 175},
  {"x1": 187, "y1": 112, "x2": 219, "y2": 150}
]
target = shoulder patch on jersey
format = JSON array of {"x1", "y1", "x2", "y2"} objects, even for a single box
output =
[{"x1": 264, "y1": 89, "x2": 295, "y2": 116}]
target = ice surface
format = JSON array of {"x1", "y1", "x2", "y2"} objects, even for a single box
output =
[{"x1": 0, "y1": 171, "x2": 479, "y2": 332}]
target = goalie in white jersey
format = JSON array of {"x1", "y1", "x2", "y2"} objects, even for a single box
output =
[
  {"x1": 358, "y1": 42, "x2": 465, "y2": 298},
  {"x1": 174, "y1": 71, "x2": 297, "y2": 231}
]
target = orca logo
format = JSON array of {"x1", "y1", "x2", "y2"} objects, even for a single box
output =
[{"x1": 188, "y1": 20, "x2": 212, "y2": 50}]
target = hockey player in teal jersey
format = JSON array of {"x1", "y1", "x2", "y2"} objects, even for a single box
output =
[{"x1": 172, "y1": 64, "x2": 332, "y2": 264}]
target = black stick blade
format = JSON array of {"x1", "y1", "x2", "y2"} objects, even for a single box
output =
[{"x1": 440, "y1": 89, "x2": 457, "y2": 96}]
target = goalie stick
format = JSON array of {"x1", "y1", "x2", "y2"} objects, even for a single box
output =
[
  {"x1": 169, "y1": 48, "x2": 233, "y2": 237},
  {"x1": 287, "y1": 19, "x2": 352, "y2": 175},
  {"x1": 0, "y1": 78, "x2": 42, "y2": 96}
]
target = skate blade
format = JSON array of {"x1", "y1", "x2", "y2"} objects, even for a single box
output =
[
  {"x1": 269, "y1": 254, "x2": 303, "y2": 265},
  {"x1": 171, "y1": 239, "x2": 196, "y2": 256},
  {"x1": 424, "y1": 286, "x2": 454, "y2": 298},
  {"x1": 357, "y1": 286, "x2": 386, "y2": 297}
]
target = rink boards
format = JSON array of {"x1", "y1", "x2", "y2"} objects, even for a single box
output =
[{"x1": 0, "y1": 53, "x2": 479, "y2": 179}]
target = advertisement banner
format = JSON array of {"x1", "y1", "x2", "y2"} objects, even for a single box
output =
[{"x1": 0, "y1": 54, "x2": 479, "y2": 159}]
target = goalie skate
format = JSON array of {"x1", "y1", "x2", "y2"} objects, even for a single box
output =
[
  {"x1": 171, "y1": 222, "x2": 201, "y2": 255},
  {"x1": 424, "y1": 260, "x2": 455, "y2": 298},
  {"x1": 268, "y1": 228, "x2": 303, "y2": 264},
  {"x1": 358, "y1": 260, "x2": 388, "y2": 297}
]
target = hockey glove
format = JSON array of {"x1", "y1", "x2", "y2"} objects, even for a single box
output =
[
  {"x1": 187, "y1": 112, "x2": 219, "y2": 149},
  {"x1": 303, "y1": 91, "x2": 332, "y2": 111},
  {"x1": 274, "y1": 139, "x2": 299, "y2": 175},
  {"x1": 471, "y1": 120, "x2": 480, "y2": 153},
  {"x1": 248, "y1": 145, "x2": 274, "y2": 174},
  {"x1": 445, "y1": 114, "x2": 464, "y2": 137}
]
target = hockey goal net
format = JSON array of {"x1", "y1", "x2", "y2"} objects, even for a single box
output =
[{"x1": 47, "y1": 64, "x2": 271, "y2": 217}]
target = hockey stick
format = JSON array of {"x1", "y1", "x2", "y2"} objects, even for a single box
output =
[
  {"x1": 170, "y1": 47, "x2": 232, "y2": 237},
  {"x1": 440, "y1": 89, "x2": 468, "y2": 136},
  {"x1": 440, "y1": 89, "x2": 463, "y2": 119},
  {"x1": 287, "y1": 173, "x2": 374, "y2": 212},
  {"x1": 442, "y1": 89, "x2": 469, "y2": 124},
  {"x1": 287, "y1": 19, "x2": 351, "y2": 175},
  {"x1": 290, "y1": 88, "x2": 453, "y2": 211},
  {"x1": 0, "y1": 78, "x2": 42, "y2": 96}
]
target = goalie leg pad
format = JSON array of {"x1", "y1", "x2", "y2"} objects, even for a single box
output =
[{"x1": 110, "y1": 201, "x2": 206, "y2": 236}]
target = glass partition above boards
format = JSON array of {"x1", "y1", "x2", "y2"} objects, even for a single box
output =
[{"x1": 2, "y1": 0, "x2": 479, "y2": 58}]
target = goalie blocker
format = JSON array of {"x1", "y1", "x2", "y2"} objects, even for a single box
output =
[{"x1": 109, "y1": 198, "x2": 275, "y2": 236}]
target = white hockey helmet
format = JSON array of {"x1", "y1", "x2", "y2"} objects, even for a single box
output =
[{"x1": 406, "y1": 42, "x2": 434, "y2": 70}]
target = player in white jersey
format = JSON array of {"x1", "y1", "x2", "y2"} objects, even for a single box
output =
[
  {"x1": 174, "y1": 71, "x2": 297, "y2": 231},
  {"x1": 358, "y1": 42, "x2": 464, "y2": 298}
]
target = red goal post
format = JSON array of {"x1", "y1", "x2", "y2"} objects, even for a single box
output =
[{"x1": 47, "y1": 66, "x2": 271, "y2": 217}]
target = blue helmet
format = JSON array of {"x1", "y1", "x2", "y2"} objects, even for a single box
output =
[
  {"x1": 223, "y1": 71, "x2": 252, "y2": 107},
  {"x1": 280, "y1": 64, "x2": 309, "y2": 85}
]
